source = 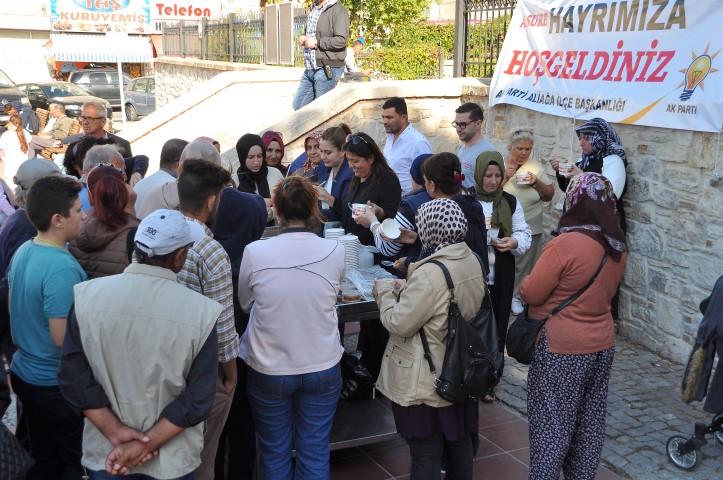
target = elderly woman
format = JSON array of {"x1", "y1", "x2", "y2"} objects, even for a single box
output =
[
  {"x1": 262, "y1": 131, "x2": 288, "y2": 176},
  {"x1": 520, "y1": 173, "x2": 627, "y2": 480},
  {"x1": 502, "y1": 128, "x2": 554, "y2": 315},
  {"x1": 552, "y1": 118, "x2": 627, "y2": 227},
  {"x1": 475, "y1": 151, "x2": 531, "y2": 401},
  {"x1": 238, "y1": 176, "x2": 344, "y2": 479},
  {"x1": 374, "y1": 198, "x2": 485, "y2": 480},
  {"x1": 287, "y1": 130, "x2": 323, "y2": 177}
]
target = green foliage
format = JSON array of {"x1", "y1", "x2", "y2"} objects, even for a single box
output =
[
  {"x1": 386, "y1": 22, "x2": 455, "y2": 55},
  {"x1": 360, "y1": 45, "x2": 442, "y2": 80},
  {"x1": 341, "y1": 0, "x2": 432, "y2": 41}
]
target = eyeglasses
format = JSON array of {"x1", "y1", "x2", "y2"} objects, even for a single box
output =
[
  {"x1": 451, "y1": 119, "x2": 480, "y2": 130},
  {"x1": 79, "y1": 116, "x2": 105, "y2": 122},
  {"x1": 95, "y1": 163, "x2": 127, "y2": 181},
  {"x1": 511, "y1": 128, "x2": 533, "y2": 136}
]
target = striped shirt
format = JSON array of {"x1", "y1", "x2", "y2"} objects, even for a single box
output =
[
  {"x1": 371, "y1": 209, "x2": 415, "y2": 258},
  {"x1": 177, "y1": 219, "x2": 240, "y2": 363}
]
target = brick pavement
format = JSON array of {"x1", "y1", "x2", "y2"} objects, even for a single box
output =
[{"x1": 496, "y1": 335, "x2": 723, "y2": 480}]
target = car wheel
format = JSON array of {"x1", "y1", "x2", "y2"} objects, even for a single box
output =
[{"x1": 125, "y1": 104, "x2": 139, "y2": 121}]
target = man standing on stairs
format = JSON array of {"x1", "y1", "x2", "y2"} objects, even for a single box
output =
[{"x1": 292, "y1": 0, "x2": 349, "y2": 110}]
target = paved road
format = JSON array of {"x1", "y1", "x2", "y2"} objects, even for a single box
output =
[{"x1": 496, "y1": 336, "x2": 723, "y2": 480}]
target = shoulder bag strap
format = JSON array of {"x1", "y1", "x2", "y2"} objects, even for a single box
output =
[
  {"x1": 544, "y1": 252, "x2": 608, "y2": 321},
  {"x1": 418, "y1": 259, "x2": 455, "y2": 376}
]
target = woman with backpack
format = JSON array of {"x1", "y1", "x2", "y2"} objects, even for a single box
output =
[
  {"x1": 474, "y1": 151, "x2": 531, "y2": 402},
  {"x1": 69, "y1": 165, "x2": 139, "y2": 278},
  {"x1": 373, "y1": 198, "x2": 485, "y2": 480}
]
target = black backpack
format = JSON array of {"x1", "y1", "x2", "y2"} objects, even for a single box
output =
[{"x1": 418, "y1": 253, "x2": 503, "y2": 403}]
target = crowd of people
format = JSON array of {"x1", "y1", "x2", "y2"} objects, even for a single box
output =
[{"x1": 0, "y1": 93, "x2": 631, "y2": 480}]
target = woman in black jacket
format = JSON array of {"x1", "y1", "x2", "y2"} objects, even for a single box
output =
[{"x1": 332, "y1": 132, "x2": 402, "y2": 247}]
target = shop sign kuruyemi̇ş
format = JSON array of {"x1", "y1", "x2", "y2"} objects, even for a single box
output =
[
  {"x1": 50, "y1": 0, "x2": 153, "y2": 34},
  {"x1": 489, "y1": 0, "x2": 723, "y2": 133}
]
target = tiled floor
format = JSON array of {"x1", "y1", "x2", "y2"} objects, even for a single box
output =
[{"x1": 330, "y1": 402, "x2": 623, "y2": 479}]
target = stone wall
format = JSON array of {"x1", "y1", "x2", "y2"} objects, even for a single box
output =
[
  {"x1": 485, "y1": 104, "x2": 723, "y2": 363},
  {"x1": 154, "y1": 56, "x2": 264, "y2": 107}
]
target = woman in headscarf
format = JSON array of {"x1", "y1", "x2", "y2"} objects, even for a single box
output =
[
  {"x1": 474, "y1": 151, "x2": 531, "y2": 401},
  {"x1": 520, "y1": 172, "x2": 627, "y2": 480},
  {"x1": 374, "y1": 198, "x2": 485, "y2": 480},
  {"x1": 235, "y1": 133, "x2": 284, "y2": 201},
  {"x1": 261, "y1": 131, "x2": 288, "y2": 176},
  {"x1": 552, "y1": 117, "x2": 627, "y2": 228},
  {"x1": 287, "y1": 130, "x2": 324, "y2": 177}
]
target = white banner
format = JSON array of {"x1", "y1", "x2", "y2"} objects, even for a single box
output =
[{"x1": 489, "y1": 0, "x2": 723, "y2": 132}]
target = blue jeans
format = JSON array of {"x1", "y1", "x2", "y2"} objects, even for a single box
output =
[
  {"x1": 292, "y1": 67, "x2": 345, "y2": 110},
  {"x1": 246, "y1": 363, "x2": 342, "y2": 480},
  {"x1": 89, "y1": 471, "x2": 194, "y2": 479}
]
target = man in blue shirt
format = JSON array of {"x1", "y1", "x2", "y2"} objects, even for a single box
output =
[{"x1": 8, "y1": 175, "x2": 87, "y2": 479}]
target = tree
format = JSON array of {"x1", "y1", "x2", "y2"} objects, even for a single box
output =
[{"x1": 342, "y1": 0, "x2": 431, "y2": 40}]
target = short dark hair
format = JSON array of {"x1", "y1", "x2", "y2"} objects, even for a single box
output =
[
  {"x1": 178, "y1": 159, "x2": 231, "y2": 214},
  {"x1": 160, "y1": 138, "x2": 189, "y2": 168},
  {"x1": 382, "y1": 97, "x2": 407, "y2": 116},
  {"x1": 455, "y1": 102, "x2": 483, "y2": 122},
  {"x1": 422, "y1": 152, "x2": 463, "y2": 196},
  {"x1": 26, "y1": 176, "x2": 82, "y2": 232}
]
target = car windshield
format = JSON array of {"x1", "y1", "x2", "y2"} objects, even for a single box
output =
[
  {"x1": 41, "y1": 83, "x2": 91, "y2": 97},
  {"x1": 0, "y1": 70, "x2": 14, "y2": 88}
]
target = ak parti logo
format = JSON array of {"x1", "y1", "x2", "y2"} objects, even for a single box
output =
[{"x1": 679, "y1": 43, "x2": 719, "y2": 101}]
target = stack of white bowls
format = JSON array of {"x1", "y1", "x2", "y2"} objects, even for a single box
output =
[
  {"x1": 337, "y1": 234, "x2": 360, "y2": 271},
  {"x1": 324, "y1": 228, "x2": 345, "y2": 240}
]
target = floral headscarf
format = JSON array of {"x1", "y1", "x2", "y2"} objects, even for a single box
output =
[
  {"x1": 557, "y1": 172, "x2": 626, "y2": 258},
  {"x1": 302, "y1": 130, "x2": 324, "y2": 173},
  {"x1": 574, "y1": 118, "x2": 627, "y2": 170},
  {"x1": 416, "y1": 198, "x2": 468, "y2": 259}
]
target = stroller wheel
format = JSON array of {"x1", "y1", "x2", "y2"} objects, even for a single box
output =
[
  {"x1": 666, "y1": 435, "x2": 701, "y2": 470},
  {"x1": 715, "y1": 431, "x2": 723, "y2": 446}
]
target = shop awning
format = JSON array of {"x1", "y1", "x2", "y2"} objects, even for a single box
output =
[{"x1": 51, "y1": 33, "x2": 153, "y2": 63}]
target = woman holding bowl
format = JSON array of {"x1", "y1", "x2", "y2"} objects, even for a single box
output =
[
  {"x1": 374, "y1": 198, "x2": 485, "y2": 480},
  {"x1": 475, "y1": 151, "x2": 531, "y2": 401},
  {"x1": 312, "y1": 126, "x2": 353, "y2": 221},
  {"x1": 520, "y1": 172, "x2": 627, "y2": 479},
  {"x1": 502, "y1": 128, "x2": 554, "y2": 315}
]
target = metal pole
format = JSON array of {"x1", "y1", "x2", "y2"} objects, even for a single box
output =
[
  {"x1": 202, "y1": 17, "x2": 208, "y2": 60},
  {"x1": 228, "y1": 13, "x2": 235, "y2": 62},
  {"x1": 180, "y1": 20, "x2": 185, "y2": 57},
  {"x1": 453, "y1": 0, "x2": 466, "y2": 77},
  {"x1": 118, "y1": 61, "x2": 126, "y2": 126}
]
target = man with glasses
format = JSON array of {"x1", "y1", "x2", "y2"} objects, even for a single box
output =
[
  {"x1": 63, "y1": 102, "x2": 147, "y2": 184},
  {"x1": 454, "y1": 102, "x2": 497, "y2": 191}
]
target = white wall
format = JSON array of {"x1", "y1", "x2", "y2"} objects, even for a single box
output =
[{"x1": 0, "y1": 30, "x2": 52, "y2": 83}]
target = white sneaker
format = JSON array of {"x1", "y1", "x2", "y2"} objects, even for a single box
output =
[{"x1": 511, "y1": 297, "x2": 525, "y2": 315}]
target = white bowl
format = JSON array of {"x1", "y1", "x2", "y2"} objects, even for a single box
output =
[{"x1": 381, "y1": 218, "x2": 401, "y2": 239}]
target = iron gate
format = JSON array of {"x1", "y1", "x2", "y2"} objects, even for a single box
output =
[{"x1": 456, "y1": 0, "x2": 517, "y2": 77}]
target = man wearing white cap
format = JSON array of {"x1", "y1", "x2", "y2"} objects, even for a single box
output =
[{"x1": 59, "y1": 209, "x2": 223, "y2": 479}]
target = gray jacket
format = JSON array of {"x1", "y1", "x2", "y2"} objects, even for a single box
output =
[{"x1": 313, "y1": 1, "x2": 349, "y2": 68}]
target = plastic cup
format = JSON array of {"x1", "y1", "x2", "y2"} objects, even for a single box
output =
[{"x1": 381, "y1": 218, "x2": 401, "y2": 239}]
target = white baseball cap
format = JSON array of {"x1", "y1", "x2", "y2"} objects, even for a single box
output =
[{"x1": 134, "y1": 209, "x2": 193, "y2": 257}]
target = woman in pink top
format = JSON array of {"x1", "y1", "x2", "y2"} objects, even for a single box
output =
[{"x1": 520, "y1": 173, "x2": 627, "y2": 480}]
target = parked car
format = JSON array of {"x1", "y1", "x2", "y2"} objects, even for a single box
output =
[
  {"x1": 18, "y1": 82, "x2": 113, "y2": 119},
  {"x1": 0, "y1": 67, "x2": 31, "y2": 124},
  {"x1": 124, "y1": 76, "x2": 156, "y2": 121},
  {"x1": 68, "y1": 69, "x2": 131, "y2": 108}
]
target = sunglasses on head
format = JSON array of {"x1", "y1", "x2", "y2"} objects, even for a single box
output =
[{"x1": 347, "y1": 134, "x2": 371, "y2": 147}]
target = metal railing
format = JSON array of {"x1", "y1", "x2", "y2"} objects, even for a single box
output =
[
  {"x1": 459, "y1": 0, "x2": 516, "y2": 77},
  {"x1": 161, "y1": 10, "x2": 309, "y2": 65}
]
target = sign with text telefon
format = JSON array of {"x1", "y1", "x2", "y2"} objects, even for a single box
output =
[
  {"x1": 489, "y1": 0, "x2": 723, "y2": 132},
  {"x1": 152, "y1": 0, "x2": 222, "y2": 20},
  {"x1": 50, "y1": 0, "x2": 153, "y2": 33}
]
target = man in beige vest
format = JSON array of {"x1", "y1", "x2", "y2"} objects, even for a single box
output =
[{"x1": 59, "y1": 209, "x2": 223, "y2": 479}]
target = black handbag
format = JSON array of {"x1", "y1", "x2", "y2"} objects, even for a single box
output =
[
  {"x1": 0, "y1": 422, "x2": 33, "y2": 480},
  {"x1": 418, "y1": 254, "x2": 503, "y2": 403},
  {"x1": 506, "y1": 253, "x2": 608, "y2": 365}
]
